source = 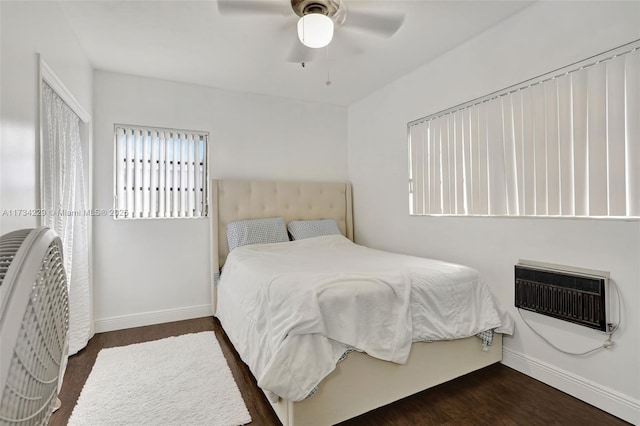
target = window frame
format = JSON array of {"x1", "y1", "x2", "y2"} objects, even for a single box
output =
[
  {"x1": 407, "y1": 40, "x2": 640, "y2": 220},
  {"x1": 112, "y1": 124, "x2": 209, "y2": 220}
]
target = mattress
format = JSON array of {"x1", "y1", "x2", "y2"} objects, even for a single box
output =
[{"x1": 216, "y1": 235, "x2": 513, "y2": 402}]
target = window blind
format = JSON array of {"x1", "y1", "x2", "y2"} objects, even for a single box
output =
[
  {"x1": 408, "y1": 41, "x2": 639, "y2": 218},
  {"x1": 114, "y1": 125, "x2": 209, "y2": 219}
]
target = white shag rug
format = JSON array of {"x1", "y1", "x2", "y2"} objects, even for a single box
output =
[{"x1": 68, "y1": 332, "x2": 251, "y2": 426}]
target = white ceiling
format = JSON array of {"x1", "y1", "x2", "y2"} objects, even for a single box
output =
[{"x1": 58, "y1": 1, "x2": 533, "y2": 106}]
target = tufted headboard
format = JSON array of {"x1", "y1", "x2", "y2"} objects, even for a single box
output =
[
  {"x1": 209, "y1": 179, "x2": 353, "y2": 314},
  {"x1": 211, "y1": 179, "x2": 353, "y2": 271}
]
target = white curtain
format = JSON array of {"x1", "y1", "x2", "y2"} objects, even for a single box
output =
[
  {"x1": 42, "y1": 82, "x2": 92, "y2": 355},
  {"x1": 409, "y1": 44, "x2": 639, "y2": 218}
]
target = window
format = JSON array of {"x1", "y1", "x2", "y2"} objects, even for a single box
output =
[
  {"x1": 114, "y1": 125, "x2": 209, "y2": 219},
  {"x1": 408, "y1": 41, "x2": 639, "y2": 218}
]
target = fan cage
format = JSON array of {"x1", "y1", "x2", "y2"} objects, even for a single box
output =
[
  {"x1": 0, "y1": 229, "x2": 69, "y2": 426},
  {"x1": 0, "y1": 230, "x2": 31, "y2": 286}
]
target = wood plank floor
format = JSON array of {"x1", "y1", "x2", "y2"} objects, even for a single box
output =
[{"x1": 49, "y1": 317, "x2": 629, "y2": 426}]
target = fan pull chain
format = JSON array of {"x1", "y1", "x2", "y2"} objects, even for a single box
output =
[{"x1": 325, "y1": 45, "x2": 332, "y2": 86}]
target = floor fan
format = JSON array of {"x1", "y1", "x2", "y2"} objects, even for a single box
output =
[{"x1": 0, "y1": 227, "x2": 69, "y2": 425}]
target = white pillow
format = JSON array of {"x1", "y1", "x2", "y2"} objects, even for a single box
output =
[
  {"x1": 226, "y1": 217, "x2": 289, "y2": 252},
  {"x1": 288, "y1": 219, "x2": 341, "y2": 240}
]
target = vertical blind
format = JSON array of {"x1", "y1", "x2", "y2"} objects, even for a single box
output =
[
  {"x1": 408, "y1": 42, "x2": 639, "y2": 218},
  {"x1": 114, "y1": 125, "x2": 209, "y2": 219}
]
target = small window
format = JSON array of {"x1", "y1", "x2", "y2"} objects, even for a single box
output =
[{"x1": 114, "y1": 125, "x2": 209, "y2": 219}]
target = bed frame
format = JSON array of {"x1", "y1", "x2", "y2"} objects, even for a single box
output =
[{"x1": 210, "y1": 179, "x2": 502, "y2": 426}]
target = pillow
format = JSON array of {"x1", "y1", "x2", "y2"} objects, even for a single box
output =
[
  {"x1": 288, "y1": 219, "x2": 342, "y2": 240},
  {"x1": 226, "y1": 217, "x2": 289, "y2": 252}
]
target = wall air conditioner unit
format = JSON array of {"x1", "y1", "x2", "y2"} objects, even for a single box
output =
[{"x1": 515, "y1": 260, "x2": 609, "y2": 331}]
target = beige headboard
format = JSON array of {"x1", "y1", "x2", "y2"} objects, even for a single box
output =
[{"x1": 211, "y1": 179, "x2": 354, "y2": 271}]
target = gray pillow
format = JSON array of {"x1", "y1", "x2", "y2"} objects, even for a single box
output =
[
  {"x1": 288, "y1": 219, "x2": 341, "y2": 240},
  {"x1": 226, "y1": 217, "x2": 289, "y2": 252}
]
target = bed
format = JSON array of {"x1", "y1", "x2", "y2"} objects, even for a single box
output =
[{"x1": 210, "y1": 179, "x2": 511, "y2": 426}]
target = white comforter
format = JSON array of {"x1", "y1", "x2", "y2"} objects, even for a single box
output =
[{"x1": 216, "y1": 235, "x2": 513, "y2": 402}]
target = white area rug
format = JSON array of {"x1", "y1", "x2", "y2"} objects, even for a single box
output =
[{"x1": 68, "y1": 332, "x2": 251, "y2": 426}]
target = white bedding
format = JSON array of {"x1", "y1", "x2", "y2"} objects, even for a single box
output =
[{"x1": 216, "y1": 235, "x2": 513, "y2": 402}]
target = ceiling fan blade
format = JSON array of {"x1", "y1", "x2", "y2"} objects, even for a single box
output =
[
  {"x1": 287, "y1": 38, "x2": 319, "y2": 64},
  {"x1": 331, "y1": 27, "x2": 364, "y2": 56},
  {"x1": 217, "y1": 1, "x2": 290, "y2": 16},
  {"x1": 343, "y1": 9, "x2": 404, "y2": 37}
]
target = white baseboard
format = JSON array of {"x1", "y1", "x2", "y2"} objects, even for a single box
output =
[
  {"x1": 502, "y1": 347, "x2": 640, "y2": 425},
  {"x1": 94, "y1": 304, "x2": 213, "y2": 333}
]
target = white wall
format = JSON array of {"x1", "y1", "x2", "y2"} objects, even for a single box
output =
[
  {"x1": 348, "y1": 1, "x2": 639, "y2": 423},
  {"x1": 93, "y1": 71, "x2": 347, "y2": 331},
  {"x1": 0, "y1": 1, "x2": 93, "y2": 233}
]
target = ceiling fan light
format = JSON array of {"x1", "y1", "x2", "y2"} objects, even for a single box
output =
[{"x1": 297, "y1": 14, "x2": 334, "y2": 49}]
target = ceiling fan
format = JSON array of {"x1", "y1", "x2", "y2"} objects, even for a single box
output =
[{"x1": 217, "y1": 0, "x2": 405, "y2": 64}]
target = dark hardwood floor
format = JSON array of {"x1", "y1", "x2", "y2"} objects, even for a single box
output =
[{"x1": 49, "y1": 317, "x2": 629, "y2": 426}]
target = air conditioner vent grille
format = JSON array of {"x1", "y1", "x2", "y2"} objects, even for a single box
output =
[{"x1": 515, "y1": 264, "x2": 608, "y2": 331}]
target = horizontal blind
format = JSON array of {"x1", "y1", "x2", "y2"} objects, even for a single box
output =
[
  {"x1": 114, "y1": 125, "x2": 209, "y2": 219},
  {"x1": 408, "y1": 41, "x2": 640, "y2": 218}
]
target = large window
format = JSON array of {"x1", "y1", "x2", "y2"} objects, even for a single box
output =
[
  {"x1": 114, "y1": 125, "x2": 209, "y2": 219},
  {"x1": 408, "y1": 41, "x2": 639, "y2": 218}
]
